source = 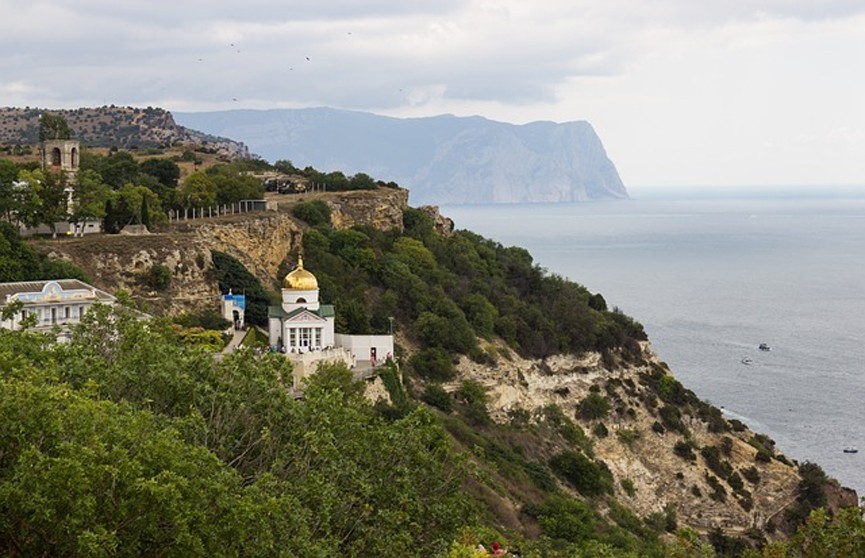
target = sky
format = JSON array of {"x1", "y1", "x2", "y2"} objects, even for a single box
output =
[{"x1": 2, "y1": 0, "x2": 865, "y2": 187}]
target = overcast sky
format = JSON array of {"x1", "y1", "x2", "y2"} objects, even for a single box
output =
[{"x1": 3, "y1": 0, "x2": 864, "y2": 187}]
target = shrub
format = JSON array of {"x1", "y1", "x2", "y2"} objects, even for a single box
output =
[
  {"x1": 616, "y1": 429, "x2": 640, "y2": 449},
  {"x1": 549, "y1": 450, "x2": 614, "y2": 497},
  {"x1": 742, "y1": 466, "x2": 761, "y2": 484},
  {"x1": 420, "y1": 384, "x2": 452, "y2": 413},
  {"x1": 701, "y1": 445, "x2": 733, "y2": 479},
  {"x1": 592, "y1": 423, "x2": 609, "y2": 438},
  {"x1": 620, "y1": 478, "x2": 636, "y2": 497},
  {"x1": 674, "y1": 440, "x2": 696, "y2": 462},
  {"x1": 291, "y1": 200, "x2": 331, "y2": 227},
  {"x1": 409, "y1": 347, "x2": 456, "y2": 381},
  {"x1": 577, "y1": 392, "x2": 610, "y2": 420},
  {"x1": 140, "y1": 263, "x2": 171, "y2": 291},
  {"x1": 533, "y1": 496, "x2": 597, "y2": 544}
]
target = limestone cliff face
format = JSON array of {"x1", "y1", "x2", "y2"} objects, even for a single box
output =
[
  {"x1": 450, "y1": 342, "x2": 804, "y2": 537},
  {"x1": 32, "y1": 189, "x2": 408, "y2": 316},
  {"x1": 324, "y1": 188, "x2": 409, "y2": 231}
]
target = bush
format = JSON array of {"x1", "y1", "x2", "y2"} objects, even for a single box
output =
[
  {"x1": 421, "y1": 384, "x2": 453, "y2": 412},
  {"x1": 674, "y1": 440, "x2": 696, "y2": 462},
  {"x1": 592, "y1": 423, "x2": 609, "y2": 438},
  {"x1": 549, "y1": 450, "x2": 614, "y2": 497},
  {"x1": 409, "y1": 348, "x2": 456, "y2": 381},
  {"x1": 291, "y1": 200, "x2": 331, "y2": 227},
  {"x1": 621, "y1": 478, "x2": 636, "y2": 497},
  {"x1": 140, "y1": 263, "x2": 171, "y2": 291},
  {"x1": 577, "y1": 392, "x2": 610, "y2": 420},
  {"x1": 742, "y1": 466, "x2": 761, "y2": 484}
]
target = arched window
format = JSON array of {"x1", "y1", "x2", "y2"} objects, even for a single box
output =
[
  {"x1": 51, "y1": 148, "x2": 62, "y2": 166},
  {"x1": 70, "y1": 147, "x2": 79, "y2": 168},
  {"x1": 296, "y1": 297, "x2": 307, "y2": 303}
]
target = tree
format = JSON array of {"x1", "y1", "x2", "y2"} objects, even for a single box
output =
[
  {"x1": 38, "y1": 112, "x2": 71, "y2": 141},
  {"x1": 10, "y1": 169, "x2": 44, "y2": 229},
  {"x1": 140, "y1": 157, "x2": 181, "y2": 189},
  {"x1": 0, "y1": 159, "x2": 19, "y2": 221},
  {"x1": 33, "y1": 170, "x2": 70, "y2": 237},
  {"x1": 178, "y1": 171, "x2": 217, "y2": 208},
  {"x1": 70, "y1": 169, "x2": 111, "y2": 233}
]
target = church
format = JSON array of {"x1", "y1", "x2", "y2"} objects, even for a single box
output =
[{"x1": 266, "y1": 256, "x2": 394, "y2": 385}]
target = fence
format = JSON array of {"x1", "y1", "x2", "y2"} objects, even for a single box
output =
[{"x1": 166, "y1": 199, "x2": 273, "y2": 223}]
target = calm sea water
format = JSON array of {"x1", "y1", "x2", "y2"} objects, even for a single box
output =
[{"x1": 442, "y1": 186, "x2": 865, "y2": 497}]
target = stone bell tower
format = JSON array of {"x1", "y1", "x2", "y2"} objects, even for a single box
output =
[{"x1": 41, "y1": 139, "x2": 80, "y2": 175}]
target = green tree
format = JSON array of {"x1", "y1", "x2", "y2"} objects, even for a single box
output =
[
  {"x1": 10, "y1": 168, "x2": 44, "y2": 229},
  {"x1": 38, "y1": 112, "x2": 71, "y2": 141},
  {"x1": 140, "y1": 157, "x2": 181, "y2": 189},
  {"x1": 69, "y1": 169, "x2": 111, "y2": 233},
  {"x1": 178, "y1": 171, "x2": 217, "y2": 208}
]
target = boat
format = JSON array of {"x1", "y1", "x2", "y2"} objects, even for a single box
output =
[
  {"x1": 758, "y1": 343, "x2": 771, "y2": 351},
  {"x1": 741, "y1": 357, "x2": 754, "y2": 365},
  {"x1": 843, "y1": 447, "x2": 858, "y2": 454}
]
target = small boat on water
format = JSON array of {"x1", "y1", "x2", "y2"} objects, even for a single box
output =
[
  {"x1": 843, "y1": 447, "x2": 859, "y2": 454},
  {"x1": 741, "y1": 357, "x2": 754, "y2": 365},
  {"x1": 758, "y1": 343, "x2": 771, "y2": 351}
]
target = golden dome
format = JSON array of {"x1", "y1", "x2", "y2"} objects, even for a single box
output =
[{"x1": 283, "y1": 256, "x2": 318, "y2": 290}]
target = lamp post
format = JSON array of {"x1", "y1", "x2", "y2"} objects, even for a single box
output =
[{"x1": 388, "y1": 316, "x2": 394, "y2": 335}]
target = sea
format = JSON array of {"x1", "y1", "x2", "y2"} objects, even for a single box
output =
[{"x1": 441, "y1": 185, "x2": 865, "y2": 498}]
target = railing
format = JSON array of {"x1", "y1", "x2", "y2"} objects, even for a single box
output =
[{"x1": 167, "y1": 200, "x2": 273, "y2": 223}]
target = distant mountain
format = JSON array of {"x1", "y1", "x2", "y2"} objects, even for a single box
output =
[
  {"x1": 0, "y1": 106, "x2": 249, "y2": 159},
  {"x1": 174, "y1": 108, "x2": 628, "y2": 205}
]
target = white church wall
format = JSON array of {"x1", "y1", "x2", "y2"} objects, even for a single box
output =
[{"x1": 334, "y1": 334, "x2": 394, "y2": 364}]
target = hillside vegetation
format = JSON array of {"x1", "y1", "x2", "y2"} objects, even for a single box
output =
[{"x1": 0, "y1": 109, "x2": 861, "y2": 556}]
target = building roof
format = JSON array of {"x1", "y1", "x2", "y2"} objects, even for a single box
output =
[
  {"x1": 282, "y1": 255, "x2": 318, "y2": 290},
  {"x1": 0, "y1": 279, "x2": 116, "y2": 305},
  {"x1": 268, "y1": 304, "x2": 335, "y2": 320}
]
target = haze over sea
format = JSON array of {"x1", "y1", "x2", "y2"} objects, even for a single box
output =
[{"x1": 443, "y1": 185, "x2": 865, "y2": 497}]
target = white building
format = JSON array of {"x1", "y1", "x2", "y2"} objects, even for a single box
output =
[
  {"x1": 0, "y1": 279, "x2": 116, "y2": 333},
  {"x1": 267, "y1": 256, "x2": 393, "y2": 386}
]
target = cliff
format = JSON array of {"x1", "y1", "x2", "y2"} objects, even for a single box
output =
[
  {"x1": 32, "y1": 188, "x2": 408, "y2": 315},
  {"x1": 174, "y1": 108, "x2": 628, "y2": 205}
]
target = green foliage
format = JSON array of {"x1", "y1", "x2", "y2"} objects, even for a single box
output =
[
  {"x1": 620, "y1": 478, "x2": 636, "y2": 497},
  {"x1": 38, "y1": 112, "x2": 72, "y2": 140},
  {"x1": 139, "y1": 263, "x2": 172, "y2": 291},
  {"x1": 422, "y1": 383, "x2": 453, "y2": 412},
  {"x1": 410, "y1": 347, "x2": 457, "y2": 381},
  {"x1": 211, "y1": 251, "x2": 274, "y2": 327},
  {"x1": 674, "y1": 440, "x2": 697, "y2": 462},
  {"x1": 173, "y1": 308, "x2": 232, "y2": 331},
  {"x1": 786, "y1": 461, "x2": 829, "y2": 526},
  {"x1": 291, "y1": 200, "x2": 332, "y2": 227},
  {"x1": 758, "y1": 507, "x2": 865, "y2": 558},
  {"x1": 0, "y1": 222, "x2": 88, "y2": 282},
  {"x1": 455, "y1": 380, "x2": 490, "y2": 425},
  {"x1": 701, "y1": 445, "x2": 733, "y2": 479},
  {"x1": 549, "y1": 450, "x2": 614, "y2": 497},
  {"x1": 532, "y1": 496, "x2": 599, "y2": 544},
  {"x1": 0, "y1": 309, "x2": 474, "y2": 556},
  {"x1": 578, "y1": 392, "x2": 611, "y2": 420}
]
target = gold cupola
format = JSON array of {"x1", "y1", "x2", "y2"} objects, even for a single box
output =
[{"x1": 283, "y1": 255, "x2": 318, "y2": 290}]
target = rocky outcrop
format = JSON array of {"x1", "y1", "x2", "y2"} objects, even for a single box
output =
[
  {"x1": 449, "y1": 342, "x2": 806, "y2": 537},
  {"x1": 322, "y1": 188, "x2": 409, "y2": 231},
  {"x1": 418, "y1": 205, "x2": 455, "y2": 236}
]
